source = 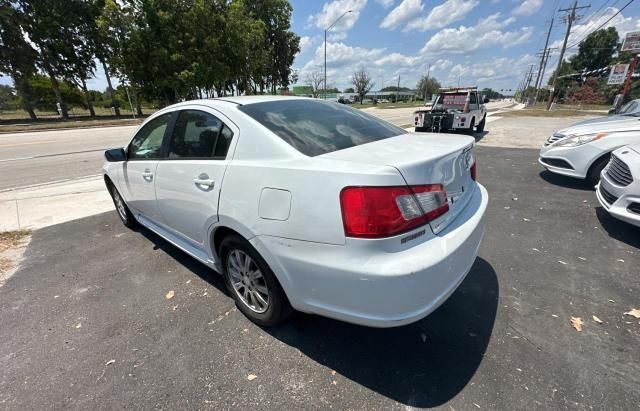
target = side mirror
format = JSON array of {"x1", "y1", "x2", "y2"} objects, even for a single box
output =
[
  {"x1": 105, "y1": 147, "x2": 127, "y2": 162},
  {"x1": 483, "y1": 97, "x2": 490, "y2": 104}
]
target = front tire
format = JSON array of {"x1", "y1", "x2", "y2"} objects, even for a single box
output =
[
  {"x1": 107, "y1": 182, "x2": 138, "y2": 229},
  {"x1": 219, "y1": 235, "x2": 292, "y2": 327},
  {"x1": 476, "y1": 115, "x2": 486, "y2": 132},
  {"x1": 466, "y1": 118, "x2": 475, "y2": 135},
  {"x1": 586, "y1": 154, "x2": 611, "y2": 187}
]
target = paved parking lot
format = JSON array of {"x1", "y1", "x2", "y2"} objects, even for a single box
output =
[{"x1": 1, "y1": 144, "x2": 638, "y2": 410}]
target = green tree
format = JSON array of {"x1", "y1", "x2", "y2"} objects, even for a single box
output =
[
  {"x1": 416, "y1": 76, "x2": 441, "y2": 100},
  {"x1": 570, "y1": 27, "x2": 619, "y2": 71},
  {"x1": 0, "y1": 1, "x2": 38, "y2": 119},
  {"x1": 18, "y1": 0, "x2": 87, "y2": 119},
  {"x1": 351, "y1": 67, "x2": 374, "y2": 104}
]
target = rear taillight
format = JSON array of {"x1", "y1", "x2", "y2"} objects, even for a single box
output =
[
  {"x1": 340, "y1": 184, "x2": 449, "y2": 238},
  {"x1": 470, "y1": 161, "x2": 477, "y2": 181}
]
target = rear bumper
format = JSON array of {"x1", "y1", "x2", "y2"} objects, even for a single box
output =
[{"x1": 251, "y1": 183, "x2": 489, "y2": 327}]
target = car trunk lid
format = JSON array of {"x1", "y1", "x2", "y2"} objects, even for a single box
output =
[{"x1": 321, "y1": 132, "x2": 476, "y2": 234}]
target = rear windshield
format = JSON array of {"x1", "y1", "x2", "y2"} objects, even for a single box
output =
[
  {"x1": 437, "y1": 93, "x2": 468, "y2": 108},
  {"x1": 238, "y1": 99, "x2": 407, "y2": 156}
]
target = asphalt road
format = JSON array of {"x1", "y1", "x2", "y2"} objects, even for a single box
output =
[
  {"x1": 1, "y1": 146, "x2": 638, "y2": 409},
  {"x1": 0, "y1": 126, "x2": 135, "y2": 190},
  {"x1": 0, "y1": 102, "x2": 515, "y2": 190}
]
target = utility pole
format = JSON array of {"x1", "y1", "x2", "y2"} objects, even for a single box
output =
[
  {"x1": 424, "y1": 63, "x2": 431, "y2": 102},
  {"x1": 531, "y1": 18, "x2": 554, "y2": 105},
  {"x1": 522, "y1": 65, "x2": 535, "y2": 103},
  {"x1": 547, "y1": 1, "x2": 590, "y2": 110},
  {"x1": 396, "y1": 75, "x2": 401, "y2": 103},
  {"x1": 518, "y1": 65, "x2": 534, "y2": 103},
  {"x1": 534, "y1": 47, "x2": 557, "y2": 103}
]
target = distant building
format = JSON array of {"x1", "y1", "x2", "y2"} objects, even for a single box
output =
[{"x1": 291, "y1": 88, "x2": 416, "y2": 102}]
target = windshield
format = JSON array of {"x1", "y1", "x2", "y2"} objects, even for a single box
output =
[
  {"x1": 620, "y1": 101, "x2": 640, "y2": 116},
  {"x1": 435, "y1": 92, "x2": 469, "y2": 109},
  {"x1": 238, "y1": 99, "x2": 407, "y2": 156}
]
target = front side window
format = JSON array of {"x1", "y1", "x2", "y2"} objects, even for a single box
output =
[
  {"x1": 168, "y1": 110, "x2": 228, "y2": 159},
  {"x1": 238, "y1": 100, "x2": 406, "y2": 157},
  {"x1": 128, "y1": 113, "x2": 171, "y2": 159}
]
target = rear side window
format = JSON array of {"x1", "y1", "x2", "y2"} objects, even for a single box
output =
[
  {"x1": 168, "y1": 110, "x2": 232, "y2": 159},
  {"x1": 238, "y1": 100, "x2": 407, "y2": 157}
]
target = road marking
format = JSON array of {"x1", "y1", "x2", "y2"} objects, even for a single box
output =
[
  {"x1": 0, "y1": 156, "x2": 34, "y2": 163},
  {"x1": 0, "y1": 140, "x2": 59, "y2": 148},
  {"x1": 0, "y1": 148, "x2": 108, "y2": 162}
]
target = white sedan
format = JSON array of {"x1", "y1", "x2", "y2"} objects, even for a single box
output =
[
  {"x1": 539, "y1": 114, "x2": 640, "y2": 186},
  {"x1": 103, "y1": 96, "x2": 488, "y2": 327},
  {"x1": 596, "y1": 144, "x2": 640, "y2": 227}
]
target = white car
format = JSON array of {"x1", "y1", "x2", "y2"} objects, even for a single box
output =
[
  {"x1": 539, "y1": 116, "x2": 640, "y2": 186},
  {"x1": 596, "y1": 144, "x2": 640, "y2": 227},
  {"x1": 103, "y1": 96, "x2": 488, "y2": 327}
]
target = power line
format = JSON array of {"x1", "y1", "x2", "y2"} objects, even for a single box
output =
[
  {"x1": 547, "y1": 1, "x2": 591, "y2": 110},
  {"x1": 566, "y1": 0, "x2": 634, "y2": 50}
]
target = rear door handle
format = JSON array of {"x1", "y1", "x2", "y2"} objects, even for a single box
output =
[{"x1": 194, "y1": 173, "x2": 215, "y2": 189}]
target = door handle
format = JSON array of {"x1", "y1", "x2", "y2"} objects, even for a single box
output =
[
  {"x1": 194, "y1": 173, "x2": 215, "y2": 189},
  {"x1": 142, "y1": 168, "x2": 153, "y2": 181}
]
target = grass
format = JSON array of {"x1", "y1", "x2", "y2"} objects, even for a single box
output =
[
  {"x1": 0, "y1": 230, "x2": 32, "y2": 253},
  {"x1": 0, "y1": 106, "x2": 156, "y2": 133},
  {"x1": 0, "y1": 116, "x2": 145, "y2": 133}
]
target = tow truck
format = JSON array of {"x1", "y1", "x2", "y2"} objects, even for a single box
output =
[{"x1": 413, "y1": 86, "x2": 488, "y2": 134}]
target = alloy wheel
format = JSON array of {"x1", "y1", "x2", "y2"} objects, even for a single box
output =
[{"x1": 226, "y1": 249, "x2": 270, "y2": 313}]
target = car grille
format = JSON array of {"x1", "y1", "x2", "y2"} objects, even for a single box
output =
[
  {"x1": 599, "y1": 185, "x2": 619, "y2": 205},
  {"x1": 545, "y1": 133, "x2": 565, "y2": 146},
  {"x1": 628, "y1": 203, "x2": 640, "y2": 214},
  {"x1": 606, "y1": 154, "x2": 633, "y2": 186}
]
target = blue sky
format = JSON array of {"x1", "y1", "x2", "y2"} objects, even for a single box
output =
[
  {"x1": 291, "y1": 0, "x2": 640, "y2": 92},
  {"x1": 2, "y1": 0, "x2": 639, "y2": 93}
]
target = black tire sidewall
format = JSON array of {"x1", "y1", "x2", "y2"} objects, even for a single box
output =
[
  {"x1": 107, "y1": 182, "x2": 137, "y2": 228},
  {"x1": 219, "y1": 235, "x2": 290, "y2": 327},
  {"x1": 477, "y1": 116, "x2": 486, "y2": 132},
  {"x1": 587, "y1": 155, "x2": 610, "y2": 187}
]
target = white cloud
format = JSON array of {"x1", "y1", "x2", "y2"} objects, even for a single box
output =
[
  {"x1": 443, "y1": 54, "x2": 537, "y2": 89},
  {"x1": 511, "y1": 0, "x2": 543, "y2": 17},
  {"x1": 299, "y1": 36, "x2": 314, "y2": 55},
  {"x1": 420, "y1": 13, "x2": 533, "y2": 54},
  {"x1": 406, "y1": 0, "x2": 479, "y2": 32},
  {"x1": 307, "y1": 0, "x2": 368, "y2": 40},
  {"x1": 380, "y1": 0, "x2": 424, "y2": 30},
  {"x1": 375, "y1": 0, "x2": 394, "y2": 8}
]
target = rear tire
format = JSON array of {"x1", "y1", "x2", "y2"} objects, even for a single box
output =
[
  {"x1": 107, "y1": 181, "x2": 138, "y2": 229},
  {"x1": 586, "y1": 154, "x2": 611, "y2": 187},
  {"x1": 476, "y1": 115, "x2": 486, "y2": 132},
  {"x1": 219, "y1": 235, "x2": 292, "y2": 327}
]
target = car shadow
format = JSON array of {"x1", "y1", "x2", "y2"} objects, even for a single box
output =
[
  {"x1": 266, "y1": 257, "x2": 499, "y2": 408},
  {"x1": 137, "y1": 225, "x2": 229, "y2": 294},
  {"x1": 538, "y1": 170, "x2": 594, "y2": 191},
  {"x1": 135, "y1": 224, "x2": 499, "y2": 407},
  {"x1": 473, "y1": 130, "x2": 489, "y2": 142},
  {"x1": 595, "y1": 207, "x2": 640, "y2": 248}
]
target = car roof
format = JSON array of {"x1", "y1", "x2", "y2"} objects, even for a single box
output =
[{"x1": 170, "y1": 95, "x2": 312, "y2": 108}]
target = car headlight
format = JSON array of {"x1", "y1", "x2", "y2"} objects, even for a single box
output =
[{"x1": 553, "y1": 132, "x2": 608, "y2": 147}]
